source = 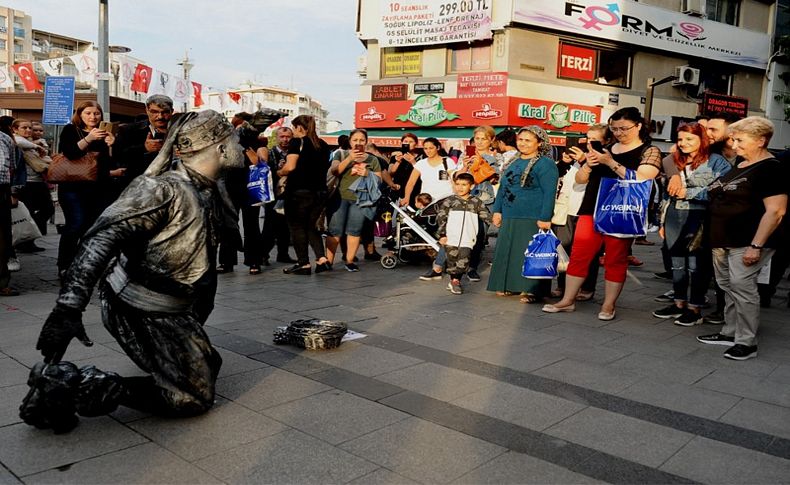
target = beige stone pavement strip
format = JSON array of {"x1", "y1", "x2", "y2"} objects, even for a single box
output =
[{"x1": 1, "y1": 231, "x2": 790, "y2": 483}]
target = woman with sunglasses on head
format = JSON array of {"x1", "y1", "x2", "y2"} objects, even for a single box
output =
[
  {"x1": 652, "y1": 122, "x2": 731, "y2": 326},
  {"x1": 543, "y1": 107, "x2": 661, "y2": 320}
]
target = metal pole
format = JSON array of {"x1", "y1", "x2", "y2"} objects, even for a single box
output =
[
  {"x1": 97, "y1": 0, "x2": 110, "y2": 120},
  {"x1": 644, "y1": 77, "x2": 655, "y2": 127}
]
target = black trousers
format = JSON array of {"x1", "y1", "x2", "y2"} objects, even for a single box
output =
[
  {"x1": 19, "y1": 182, "x2": 54, "y2": 235},
  {"x1": 285, "y1": 190, "x2": 326, "y2": 265},
  {"x1": 241, "y1": 205, "x2": 263, "y2": 267},
  {"x1": 469, "y1": 220, "x2": 487, "y2": 271},
  {"x1": 261, "y1": 202, "x2": 291, "y2": 260}
]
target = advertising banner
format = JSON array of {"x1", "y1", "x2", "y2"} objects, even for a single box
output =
[
  {"x1": 355, "y1": 95, "x2": 601, "y2": 132},
  {"x1": 378, "y1": 0, "x2": 493, "y2": 48},
  {"x1": 372, "y1": 84, "x2": 408, "y2": 101},
  {"x1": 558, "y1": 44, "x2": 597, "y2": 81},
  {"x1": 457, "y1": 72, "x2": 507, "y2": 99},
  {"x1": 513, "y1": 0, "x2": 770, "y2": 69}
]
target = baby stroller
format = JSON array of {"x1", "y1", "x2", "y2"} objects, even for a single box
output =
[{"x1": 380, "y1": 198, "x2": 443, "y2": 269}]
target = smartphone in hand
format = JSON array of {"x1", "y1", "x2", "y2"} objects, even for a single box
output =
[
  {"x1": 98, "y1": 121, "x2": 118, "y2": 135},
  {"x1": 589, "y1": 141, "x2": 604, "y2": 152},
  {"x1": 465, "y1": 145, "x2": 476, "y2": 157}
]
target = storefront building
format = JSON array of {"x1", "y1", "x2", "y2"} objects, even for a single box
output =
[{"x1": 352, "y1": 0, "x2": 783, "y2": 149}]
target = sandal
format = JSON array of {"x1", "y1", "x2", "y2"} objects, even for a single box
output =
[
  {"x1": 576, "y1": 290, "x2": 595, "y2": 302},
  {"x1": 551, "y1": 288, "x2": 563, "y2": 298},
  {"x1": 249, "y1": 266, "x2": 261, "y2": 275},
  {"x1": 519, "y1": 293, "x2": 542, "y2": 304},
  {"x1": 496, "y1": 291, "x2": 515, "y2": 297}
]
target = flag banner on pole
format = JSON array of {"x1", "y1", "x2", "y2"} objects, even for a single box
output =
[
  {"x1": 131, "y1": 63, "x2": 153, "y2": 93},
  {"x1": 192, "y1": 81, "x2": 204, "y2": 107},
  {"x1": 172, "y1": 76, "x2": 189, "y2": 104},
  {"x1": 0, "y1": 65, "x2": 14, "y2": 88},
  {"x1": 40, "y1": 58, "x2": 65, "y2": 76},
  {"x1": 150, "y1": 70, "x2": 173, "y2": 97},
  {"x1": 227, "y1": 91, "x2": 241, "y2": 103},
  {"x1": 68, "y1": 52, "x2": 98, "y2": 84},
  {"x1": 119, "y1": 56, "x2": 136, "y2": 84},
  {"x1": 12, "y1": 63, "x2": 42, "y2": 92}
]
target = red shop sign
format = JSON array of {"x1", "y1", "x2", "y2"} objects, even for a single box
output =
[
  {"x1": 457, "y1": 72, "x2": 508, "y2": 99},
  {"x1": 558, "y1": 44, "x2": 597, "y2": 82},
  {"x1": 701, "y1": 92, "x2": 748, "y2": 118}
]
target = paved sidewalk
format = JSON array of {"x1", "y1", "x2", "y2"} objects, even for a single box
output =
[{"x1": 2, "y1": 230, "x2": 790, "y2": 484}]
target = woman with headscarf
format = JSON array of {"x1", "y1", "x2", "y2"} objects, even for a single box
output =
[{"x1": 487, "y1": 126, "x2": 558, "y2": 302}]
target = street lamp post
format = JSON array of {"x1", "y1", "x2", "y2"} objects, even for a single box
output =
[{"x1": 97, "y1": 0, "x2": 110, "y2": 119}]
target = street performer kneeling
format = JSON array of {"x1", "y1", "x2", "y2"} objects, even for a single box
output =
[{"x1": 20, "y1": 110, "x2": 245, "y2": 433}]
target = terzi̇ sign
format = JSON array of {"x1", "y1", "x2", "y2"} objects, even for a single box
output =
[{"x1": 512, "y1": 0, "x2": 770, "y2": 68}]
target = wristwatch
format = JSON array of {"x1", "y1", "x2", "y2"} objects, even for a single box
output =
[{"x1": 750, "y1": 243, "x2": 763, "y2": 249}]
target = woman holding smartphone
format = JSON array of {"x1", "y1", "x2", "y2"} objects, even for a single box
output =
[
  {"x1": 325, "y1": 129, "x2": 382, "y2": 272},
  {"x1": 57, "y1": 101, "x2": 114, "y2": 276},
  {"x1": 543, "y1": 107, "x2": 661, "y2": 321}
]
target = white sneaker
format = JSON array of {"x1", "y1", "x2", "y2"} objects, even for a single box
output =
[
  {"x1": 647, "y1": 224, "x2": 659, "y2": 233},
  {"x1": 7, "y1": 257, "x2": 20, "y2": 272}
]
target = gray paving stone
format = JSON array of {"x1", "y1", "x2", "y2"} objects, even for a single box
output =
[
  {"x1": 767, "y1": 364, "x2": 790, "y2": 385},
  {"x1": 450, "y1": 381, "x2": 587, "y2": 432},
  {"x1": 660, "y1": 436, "x2": 790, "y2": 483},
  {"x1": 678, "y1": 348, "x2": 778, "y2": 377},
  {"x1": 299, "y1": 341, "x2": 422, "y2": 377},
  {"x1": 204, "y1": 306, "x2": 257, "y2": 326},
  {"x1": 453, "y1": 451, "x2": 605, "y2": 484},
  {"x1": 347, "y1": 467, "x2": 419, "y2": 484},
  {"x1": 128, "y1": 399, "x2": 287, "y2": 462},
  {"x1": 720, "y1": 399, "x2": 790, "y2": 440},
  {"x1": 616, "y1": 378, "x2": 741, "y2": 421},
  {"x1": 538, "y1": 322, "x2": 625, "y2": 346},
  {"x1": 376, "y1": 362, "x2": 497, "y2": 401},
  {"x1": 529, "y1": 337, "x2": 633, "y2": 365},
  {"x1": 0, "y1": 464, "x2": 21, "y2": 485},
  {"x1": 459, "y1": 340, "x2": 567, "y2": 373},
  {"x1": 248, "y1": 348, "x2": 332, "y2": 375},
  {"x1": 195, "y1": 429, "x2": 377, "y2": 484},
  {"x1": 696, "y1": 369, "x2": 790, "y2": 407},
  {"x1": 340, "y1": 417, "x2": 506, "y2": 483},
  {"x1": 397, "y1": 326, "x2": 503, "y2": 354},
  {"x1": 0, "y1": 358, "x2": 29, "y2": 388},
  {"x1": 533, "y1": 359, "x2": 642, "y2": 394},
  {"x1": 0, "y1": 384, "x2": 29, "y2": 427},
  {"x1": 607, "y1": 353, "x2": 715, "y2": 385},
  {"x1": 0, "y1": 418, "x2": 148, "y2": 476},
  {"x1": 545, "y1": 407, "x2": 694, "y2": 468},
  {"x1": 263, "y1": 389, "x2": 410, "y2": 445},
  {"x1": 602, "y1": 318, "x2": 685, "y2": 340},
  {"x1": 601, "y1": 333, "x2": 699, "y2": 359},
  {"x1": 215, "y1": 347, "x2": 268, "y2": 379},
  {"x1": 23, "y1": 442, "x2": 223, "y2": 484},
  {"x1": 209, "y1": 332, "x2": 274, "y2": 356},
  {"x1": 215, "y1": 366, "x2": 330, "y2": 411}
]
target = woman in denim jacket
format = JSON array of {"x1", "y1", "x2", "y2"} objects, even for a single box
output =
[{"x1": 653, "y1": 122, "x2": 731, "y2": 326}]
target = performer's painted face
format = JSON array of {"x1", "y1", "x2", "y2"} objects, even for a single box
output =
[{"x1": 220, "y1": 131, "x2": 246, "y2": 170}]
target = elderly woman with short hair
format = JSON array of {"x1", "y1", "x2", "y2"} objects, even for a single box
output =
[{"x1": 697, "y1": 116, "x2": 787, "y2": 361}]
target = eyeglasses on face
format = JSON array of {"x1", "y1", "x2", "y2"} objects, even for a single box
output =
[{"x1": 608, "y1": 124, "x2": 637, "y2": 133}]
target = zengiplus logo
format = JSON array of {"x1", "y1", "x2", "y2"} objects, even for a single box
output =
[{"x1": 564, "y1": 2, "x2": 706, "y2": 43}]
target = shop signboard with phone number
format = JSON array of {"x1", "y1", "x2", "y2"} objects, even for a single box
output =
[
  {"x1": 378, "y1": 0, "x2": 493, "y2": 47},
  {"x1": 355, "y1": 96, "x2": 601, "y2": 133}
]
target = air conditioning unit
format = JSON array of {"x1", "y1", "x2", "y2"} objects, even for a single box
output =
[
  {"x1": 681, "y1": 0, "x2": 706, "y2": 16},
  {"x1": 672, "y1": 65, "x2": 701, "y2": 86}
]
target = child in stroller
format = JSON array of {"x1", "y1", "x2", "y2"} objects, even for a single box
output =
[{"x1": 380, "y1": 193, "x2": 446, "y2": 269}]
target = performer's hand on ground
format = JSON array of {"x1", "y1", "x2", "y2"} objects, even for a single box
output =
[{"x1": 36, "y1": 305, "x2": 93, "y2": 364}]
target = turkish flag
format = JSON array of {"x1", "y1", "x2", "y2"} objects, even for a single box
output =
[
  {"x1": 12, "y1": 63, "x2": 42, "y2": 92},
  {"x1": 192, "y1": 81, "x2": 204, "y2": 107},
  {"x1": 130, "y1": 63, "x2": 153, "y2": 93},
  {"x1": 227, "y1": 92, "x2": 241, "y2": 103}
]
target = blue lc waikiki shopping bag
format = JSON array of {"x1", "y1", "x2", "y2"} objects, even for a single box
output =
[
  {"x1": 594, "y1": 169, "x2": 652, "y2": 238},
  {"x1": 248, "y1": 162, "x2": 275, "y2": 206},
  {"x1": 522, "y1": 229, "x2": 561, "y2": 279}
]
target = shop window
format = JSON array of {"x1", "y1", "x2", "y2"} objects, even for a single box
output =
[
  {"x1": 448, "y1": 41, "x2": 491, "y2": 73},
  {"x1": 706, "y1": 0, "x2": 740, "y2": 26},
  {"x1": 557, "y1": 41, "x2": 632, "y2": 88},
  {"x1": 381, "y1": 48, "x2": 422, "y2": 77}
]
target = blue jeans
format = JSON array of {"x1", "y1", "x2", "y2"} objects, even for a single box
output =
[
  {"x1": 328, "y1": 198, "x2": 369, "y2": 237},
  {"x1": 671, "y1": 253, "x2": 708, "y2": 308}
]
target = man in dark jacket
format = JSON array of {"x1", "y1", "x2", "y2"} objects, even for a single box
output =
[{"x1": 113, "y1": 94, "x2": 174, "y2": 188}]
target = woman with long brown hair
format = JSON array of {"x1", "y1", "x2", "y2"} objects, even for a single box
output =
[
  {"x1": 276, "y1": 115, "x2": 331, "y2": 275},
  {"x1": 57, "y1": 101, "x2": 114, "y2": 275},
  {"x1": 652, "y1": 122, "x2": 731, "y2": 326}
]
